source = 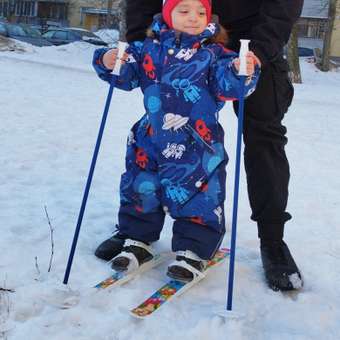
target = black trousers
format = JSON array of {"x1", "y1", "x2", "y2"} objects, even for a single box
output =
[{"x1": 234, "y1": 56, "x2": 294, "y2": 240}]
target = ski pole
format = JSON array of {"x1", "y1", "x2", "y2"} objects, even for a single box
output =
[
  {"x1": 226, "y1": 39, "x2": 250, "y2": 310},
  {"x1": 63, "y1": 41, "x2": 128, "y2": 285}
]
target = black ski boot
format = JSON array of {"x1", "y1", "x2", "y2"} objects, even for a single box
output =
[
  {"x1": 167, "y1": 250, "x2": 207, "y2": 282},
  {"x1": 111, "y1": 239, "x2": 154, "y2": 271},
  {"x1": 260, "y1": 239, "x2": 303, "y2": 291},
  {"x1": 95, "y1": 228, "x2": 128, "y2": 261}
]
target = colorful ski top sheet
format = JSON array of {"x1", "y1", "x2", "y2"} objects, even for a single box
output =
[
  {"x1": 130, "y1": 248, "x2": 230, "y2": 318},
  {"x1": 94, "y1": 253, "x2": 170, "y2": 289}
]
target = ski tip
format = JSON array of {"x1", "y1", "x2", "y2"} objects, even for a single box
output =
[
  {"x1": 129, "y1": 297, "x2": 164, "y2": 319},
  {"x1": 130, "y1": 309, "x2": 150, "y2": 319},
  {"x1": 130, "y1": 303, "x2": 159, "y2": 318},
  {"x1": 130, "y1": 301, "x2": 166, "y2": 318}
]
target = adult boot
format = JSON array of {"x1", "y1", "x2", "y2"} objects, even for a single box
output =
[{"x1": 260, "y1": 239, "x2": 303, "y2": 291}]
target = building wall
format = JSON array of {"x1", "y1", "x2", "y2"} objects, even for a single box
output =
[
  {"x1": 68, "y1": 0, "x2": 119, "y2": 30},
  {"x1": 68, "y1": 0, "x2": 100, "y2": 28},
  {"x1": 298, "y1": 0, "x2": 340, "y2": 58},
  {"x1": 330, "y1": 3, "x2": 340, "y2": 57},
  {"x1": 83, "y1": 14, "x2": 98, "y2": 30}
]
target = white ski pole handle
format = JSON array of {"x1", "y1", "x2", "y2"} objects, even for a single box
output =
[
  {"x1": 238, "y1": 39, "x2": 250, "y2": 76},
  {"x1": 112, "y1": 41, "x2": 129, "y2": 75}
]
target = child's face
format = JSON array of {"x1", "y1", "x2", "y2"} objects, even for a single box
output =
[{"x1": 171, "y1": 0, "x2": 208, "y2": 35}]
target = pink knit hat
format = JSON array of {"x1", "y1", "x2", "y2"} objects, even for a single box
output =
[{"x1": 162, "y1": 0, "x2": 212, "y2": 28}]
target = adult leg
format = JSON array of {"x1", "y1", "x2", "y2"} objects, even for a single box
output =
[
  {"x1": 234, "y1": 56, "x2": 293, "y2": 239},
  {"x1": 234, "y1": 57, "x2": 302, "y2": 290}
]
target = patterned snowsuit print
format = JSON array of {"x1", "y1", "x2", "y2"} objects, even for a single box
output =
[{"x1": 93, "y1": 16, "x2": 260, "y2": 259}]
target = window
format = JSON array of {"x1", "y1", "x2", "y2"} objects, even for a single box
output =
[
  {"x1": 0, "y1": 2, "x2": 9, "y2": 17},
  {"x1": 297, "y1": 18, "x2": 327, "y2": 40},
  {"x1": 53, "y1": 30, "x2": 68, "y2": 40},
  {"x1": 42, "y1": 30, "x2": 55, "y2": 38},
  {"x1": 22, "y1": 25, "x2": 41, "y2": 37},
  {"x1": 24, "y1": 1, "x2": 28, "y2": 15},
  {"x1": 73, "y1": 30, "x2": 97, "y2": 38},
  {"x1": 32, "y1": 1, "x2": 36, "y2": 16},
  {"x1": 7, "y1": 24, "x2": 26, "y2": 36},
  {"x1": 15, "y1": 1, "x2": 36, "y2": 17}
]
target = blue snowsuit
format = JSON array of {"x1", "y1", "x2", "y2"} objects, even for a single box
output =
[{"x1": 93, "y1": 16, "x2": 260, "y2": 259}]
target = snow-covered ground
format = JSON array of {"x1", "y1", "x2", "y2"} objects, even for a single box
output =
[
  {"x1": 95, "y1": 29, "x2": 119, "y2": 46},
  {"x1": 0, "y1": 41, "x2": 340, "y2": 340}
]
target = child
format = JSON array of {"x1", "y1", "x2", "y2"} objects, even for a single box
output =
[{"x1": 93, "y1": 0, "x2": 260, "y2": 282}]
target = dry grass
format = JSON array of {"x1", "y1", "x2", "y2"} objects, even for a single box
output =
[{"x1": 0, "y1": 284, "x2": 13, "y2": 339}]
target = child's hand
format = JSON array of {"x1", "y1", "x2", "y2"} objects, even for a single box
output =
[
  {"x1": 233, "y1": 51, "x2": 261, "y2": 76},
  {"x1": 102, "y1": 48, "x2": 128, "y2": 70}
]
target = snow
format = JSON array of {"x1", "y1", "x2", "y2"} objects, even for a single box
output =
[
  {"x1": 1, "y1": 41, "x2": 340, "y2": 340},
  {"x1": 289, "y1": 273, "x2": 303, "y2": 290},
  {"x1": 301, "y1": 0, "x2": 328, "y2": 19},
  {"x1": 95, "y1": 29, "x2": 119, "y2": 46}
]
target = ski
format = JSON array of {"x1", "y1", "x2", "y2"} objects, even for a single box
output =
[
  {"x1": 94, "y1": 252, "x2": 171, "y2": 290},
  {"x1": 130, "y1": 248, "x2": 230, "y2": 318}
]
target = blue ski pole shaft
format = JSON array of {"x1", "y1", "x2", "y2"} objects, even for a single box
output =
[
  {"x1": 63, "y1": 42, "x2": 129, "y2": 285},
  {"x1": 63, "y1": 78, "x2": 116, "y2": 285},
  {"x1": 227, "y1": 76, "x2": 246, "y2": 310},
  {"x1": 226, "y1": 39, "x2": 250, "y2": 310}
]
